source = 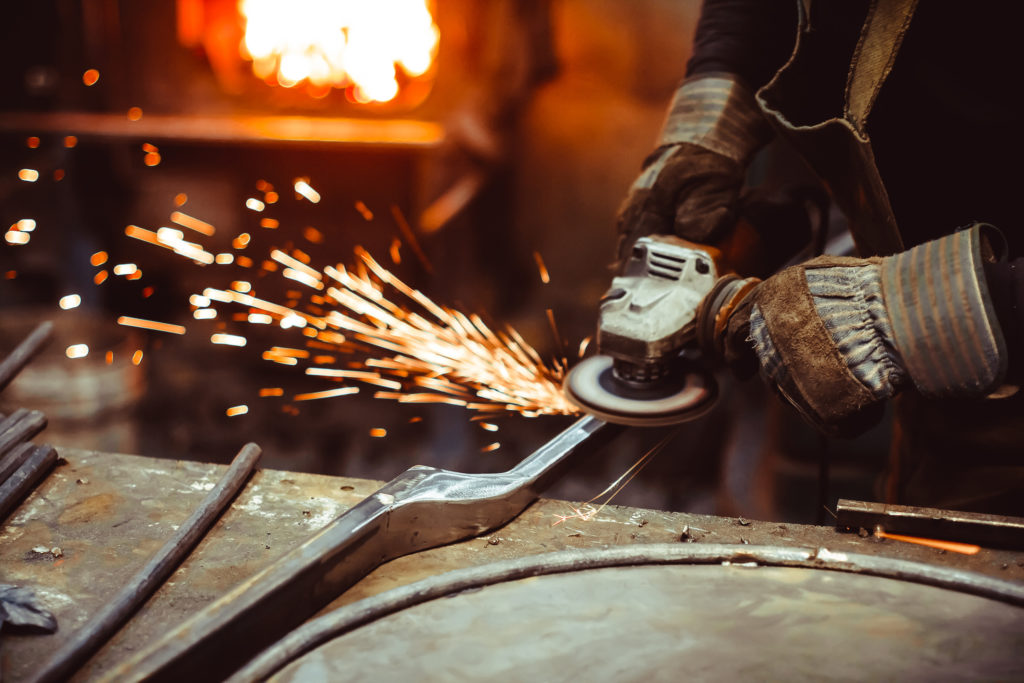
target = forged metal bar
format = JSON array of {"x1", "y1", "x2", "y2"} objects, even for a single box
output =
[
  {"x1": 31, "y1": 443, "x2": 263, "y2": 683},
  {"x1": 230, "y1": 542, "x2": 1024, "y2": 681},
  {"x1": 0, "y1": 409, "x2": 47, "y2": 459},
  {"x1": 0, "y1": 321, "x2": 54, "y2": 392},
  {"x1": 110, "y1": 416, "x2": 620, "y2": 683},
  {"x1": 0, "y1": 444, "x2": 57, "y2": 522},
  {"x1": 836, "y1": 498, "x2": 1024, "y2": 550},
  {"x1": 0, "y1": 442, "x2": 35, "y2": 485}
]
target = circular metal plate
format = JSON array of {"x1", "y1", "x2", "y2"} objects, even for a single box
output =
[
  {"x1": 273, "y1": 562, "x2": 1024, "y2": 682},
  {"x1": 563, "y1": 355, "x2": 716, "y2": 427}
]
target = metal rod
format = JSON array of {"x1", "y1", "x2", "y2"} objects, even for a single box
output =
[
  {"x1": 30, "y1": 443, "x2": 262, "y2": 683},
  {"x1": 0, "y1": 409, "x2": 47, "y2": 459},
  {"x1": 0, "y1": 444, "x2": 58, "y2": 522},
  {"x1": 836, "y1": 498, "x2": 1024, "y2": 550},
  {"x1": 0, "y1": 442, "x2": 35, "y2": 485},
  {"x1": 0, "y1": 321, "x2": 54, "y2": 392},
  {"x1": 107, "y1": 416, "x2": 621, "y2": 683}
]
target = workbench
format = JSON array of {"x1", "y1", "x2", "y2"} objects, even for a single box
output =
[{"x1": 2, "y1": 448, "x2": 1022, "y2": 681}]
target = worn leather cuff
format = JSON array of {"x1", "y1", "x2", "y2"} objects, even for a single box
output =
[
  {"x1": 657, "y1": 73, "x2": 772, "y2": 165},
  {"x1": 879, "y1": 224, "x2": 1008, "y2": 397}
]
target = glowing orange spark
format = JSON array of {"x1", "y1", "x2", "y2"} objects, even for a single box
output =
[
  {"x1": 171, "y1": 211, "x2": 215, "y2": 236},
  {"x1": 874, "y1": 529, "x2": 981, "y2": 555},
  {"x1": 144, "y1": 153, "x2": 161, "y2": 167},
  {"x1": 82, "y1": 69, "x2": 99, "y2": 86},
  {"x1": 113, "y1": 263, "x2": 138, "y2": 276},
  {"x1": 59, "y1": 294, "x2": 81, "y2": 310},
  {"x1": 5, "y1": 231, "x2": 29, "y2": 245},
  {"x1": 18, "y1": 169, "x2": 39, "y2": 182},
  {"x1": 303, "y1": 226, "x2": 323, "y2": 243},
  {"x1": 247, "y1": 198, "x2": 266, "y2": 212},
  {"x1": 480, "y1": 423, "x2": 499, "y2": 432},
  {"x1": 93, "y1": 271, "x2": 109, "y2": 285},
  {"x1": 174, "y1": 193, "x2": 187, "y2": 206},
  {"x1": 260, "y1": 218, "x2": 279, "y2": 229},
  {"x1": 132, "y1": 350, "x2": 144, "y2": 365},
  {"x1": 369, "y1": 428, "x2": 387, "y2": 438},
  {"x1": 127, "y1": 107, "x2": 143, "y2": 121},
  {"x1": 259, "y1": 388, "x2": 284, "y2": 397},
  {"x1": 354, "y1": 201, "x2": 374, "y2": 221},
  {"x1": 264, "y1": 191, "x2": 279, "y2": 204},
  {"x1": 16, "y1": 219, "x2": 36, "y2": 232},
  {"x1": 481, "y1": 442, "x2": 501, "y2": 453},
  {"x1": 26, "y1": 136, "x2": 40, "y2": 148},
  {"x1": 91, "y1": 251, "x2": 109, "y2": 267},
  {"x1": 294, "y1": 387, "x2": 360, "y2": 401},
  {"x1": 105, "y1": 351, "x2": 114, "y2": 364},
  {"x1": 227, "y1": 405, "x2": 249, "y2": 417},
  {"x1": 53, "y1": 170, "x2": 65, "y2": 181},
  {"x1": 66, "y1": 344, "x2": 89, "y2": 359},
  {"x1": 64, "y1": 136, "x2": 78, "y2": 148},
  {"x1": 211, "y1": 333, "x2": 247, "y2": 347},
  {"x1": 293, "y1": 179, "x2": 320, "y2": 203},
  {"x1": 533, "y1": 251, "x2": 551, "y2": 284},
  {"x1": 233, "y1": 233, "x2": 252, "y2": 249},
  {"x1": 117, "y1": 316, "x2": 186, "y2": 335},
  {"x1": 216, "y1": 253, "x2": 234, "y2": 265}
]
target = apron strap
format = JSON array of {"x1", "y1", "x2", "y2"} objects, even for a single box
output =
[{"x1": 845, "y1": 0, "x2": 919, "y2": 133}]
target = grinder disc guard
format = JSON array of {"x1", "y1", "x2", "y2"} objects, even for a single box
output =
[{"x1": 564, "y1": 355, "x2": 717, "y2": 427}]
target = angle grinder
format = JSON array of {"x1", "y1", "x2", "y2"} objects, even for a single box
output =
[{"x1": 564, "y1": 234, "x2": 754, "y2": 427}]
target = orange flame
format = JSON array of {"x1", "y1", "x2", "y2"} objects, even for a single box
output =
[{"x1": 239, "y1": 0, "x2": 439, "y2": 103}]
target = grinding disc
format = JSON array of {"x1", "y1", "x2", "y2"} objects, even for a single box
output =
[{"x1": 563, "y1": 355, "x2": 716, "y2": 427}]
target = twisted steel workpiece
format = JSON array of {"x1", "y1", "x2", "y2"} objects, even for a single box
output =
[{"x1": 111, "y1": 416, "x2": 621, "y2": 682}]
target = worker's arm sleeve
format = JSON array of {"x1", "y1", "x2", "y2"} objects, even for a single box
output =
[
  {"x1": 685, "y1": 0, "x2": 797, "y2": 89},
  {"x1": 984, "y1": 260, "x2": 1024, "y2": 384}
]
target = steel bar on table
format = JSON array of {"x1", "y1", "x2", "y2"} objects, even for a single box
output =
[
  {"x1": 836, "y1": 498, "x2": 1024, "y2": 550},
  {"x1": 0, "y1": 444, "x2": 57, "y2": 522},
  {"x1": 109, "y1": 416, "x2": 621, "y2": 683},
  {"x1": 0, "y1": 442, "x2": 35, "y2": 484},
  {"x1": 0, "y1": 321, "x2": 54, "y2": 392},
  {"x1": 0, "y1": 409, "x2": 47, "y2": 459},
  {"x1": 31, "y1": 442, "x2": 262, "y2": 683}
]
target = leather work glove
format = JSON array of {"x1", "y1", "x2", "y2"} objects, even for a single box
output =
[
  {"x1": 698, "y1": 224, "x2": 1010, "y2": 437},
  {"x1": 616, "y1": 72, "x2": 772, "y2": 265}
]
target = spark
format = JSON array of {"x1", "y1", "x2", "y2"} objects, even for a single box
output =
[
  {"x1": 874, "y1": 529, "x2": 980, "y2": 555},
  {"x1": 211, "y1": 333, "x2": 247, "y2": 347},
  {"x1": 132, "y1": 350, "x2": 144, "y2": 365},
  {"x1": 113, "y1": 263, "x2": 138, "y2": 276},
  {"x1": 18, "y1": 169, "x2": 39, "y2": 182},
  {"x1": 194, "y1": 308, "x2": 217, "y2": 320},
  {"x1": 16, "y1": 219, "x2": 36, "y2": 232},
  {"x1": 294, "y1": 387, "x2": 360, "y2": 401},
  {"x1": 293, "y1": 179, "x2": 321, "y2": 203},
  {"x1": 105, "y1": 351, "x2": 114, "y2": 364},
  {"x1": 389, "y1": 238, "x2": 402, "y2": 264},
  {"x1": 27, "y1": 137, "x2": 40, "y2": 148},
  {"x1": 369, "y1": 428, "x2": 387, "y2": 438},
  {"x1": 93, "y1": 271, "x2": 108, "y2": 285},
  {"x1": 66, "y1": 344, "x2": 89, "y2": 359},
  {"x1": 82, "y1": 69, "x2": 100, "y2": 86},
  {"x1": 260, "y1": 218, "x2": 279, "y2": 229},
  {"x1": 264, "y1": 191, "x2": 279, "y2": 204},
  {"x1": 171, "y1": 211, "x2": 215, "y2": 236},
  {"x1": 259, "y1": 387, "x2": 284, "y2": 397},
  {"x1": 59, "y1": 294, "x2": 81, "y2": 310},
  {"x1": 480, "y1": 422, "x2": 499, "y2": 432},
  {"x1": 216, "y1": 253, "x2": 234, "y2": 265},
  {"x1": 231, "y1": 280, "x2": 252, "y2": 293},
  {"x1": 117, "y1": 316, "x2": 186, "y2": 335},
  {"x1": 53, "y1": 170, "x2": 65, "y2": 181},
  {"x1": 190, "y1": 294, "x2": 211, "y2": 307},
  {"x1": 354, "y1": 201, "x2": 374, "y2": 221},
  {"x1": 174, "y1": 193, "x2": 187, "y2": 206},
  {"x1": 304, "y1": 227, "x2": 323, "y2": 243},
  {"x1": 64, "y1": 136, "x2": 78, "y2": 148},
  {"x1": 91, "y1": 251, "x2": 108, "y2": 266},
  {"x1": 533, "y1": 251, "x2": 551, "y2": 284},
  {"x1": 481, "y1": 442, "x2": 501, "y2": 453},
  {"x1": 552, "y1": 431, "x2": 677, "y2": 527},
  {"x1": 226, "y1": 405, "x2": 249, "y2": 417},
  {"x1": 128, "y1": 107, "x2": 143, "y2": 121},
  {"x1": 5, "y1": 231, "x2": 29, "y2": 245},
  {"x1": 246, "y1": 198, "x2": 266, "y2": 212},
  {"x1": 144, "y1": 152, "x2": 161, "y2": 166},
  {"x1": 233, "y1": 233, "x2": 252, "y2": 249},
  {"x1": 248, "y1": 313, "x2": 273, "y2": 324}
]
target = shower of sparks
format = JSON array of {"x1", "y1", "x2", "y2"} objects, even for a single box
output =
[
  {"x1": 59, "y1": 294, "x2": 81, "y2": 310},
  {"x1": 117, "y1": 316, "x2": 186, "y2": 335},
  {"x1": 552, "y1": 430, "x2": 678, "y2": 527},
  {"x1": 293, "y1": 179, "x2": 321, "y2": 203},
  {"x1": 66, "y1": 344, "x2": 89, "y2": 359},
  {"x1": 533, "y1": 251, "x2": 551, "y2": 284}
]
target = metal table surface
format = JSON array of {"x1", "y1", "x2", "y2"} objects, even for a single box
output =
[{"x1": 1, "y1": 448, "x2": 1022, "y2": 681}]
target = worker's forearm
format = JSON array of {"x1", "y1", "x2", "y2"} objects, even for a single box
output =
[{"x1": 685, "y1": 0, "x2": 796, "y2": 89}]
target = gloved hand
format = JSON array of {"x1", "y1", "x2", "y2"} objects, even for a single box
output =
[
  {"x1": 615, "y1": 72, "x2": 772, "y2": 265},
  {"x1": 699, "y1": 224, "x2": 1009, "y2": 436}
]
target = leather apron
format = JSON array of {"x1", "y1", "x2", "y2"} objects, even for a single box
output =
[{"x1": 754, "y1": 0, "x2": 1024, "y2": 513}]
